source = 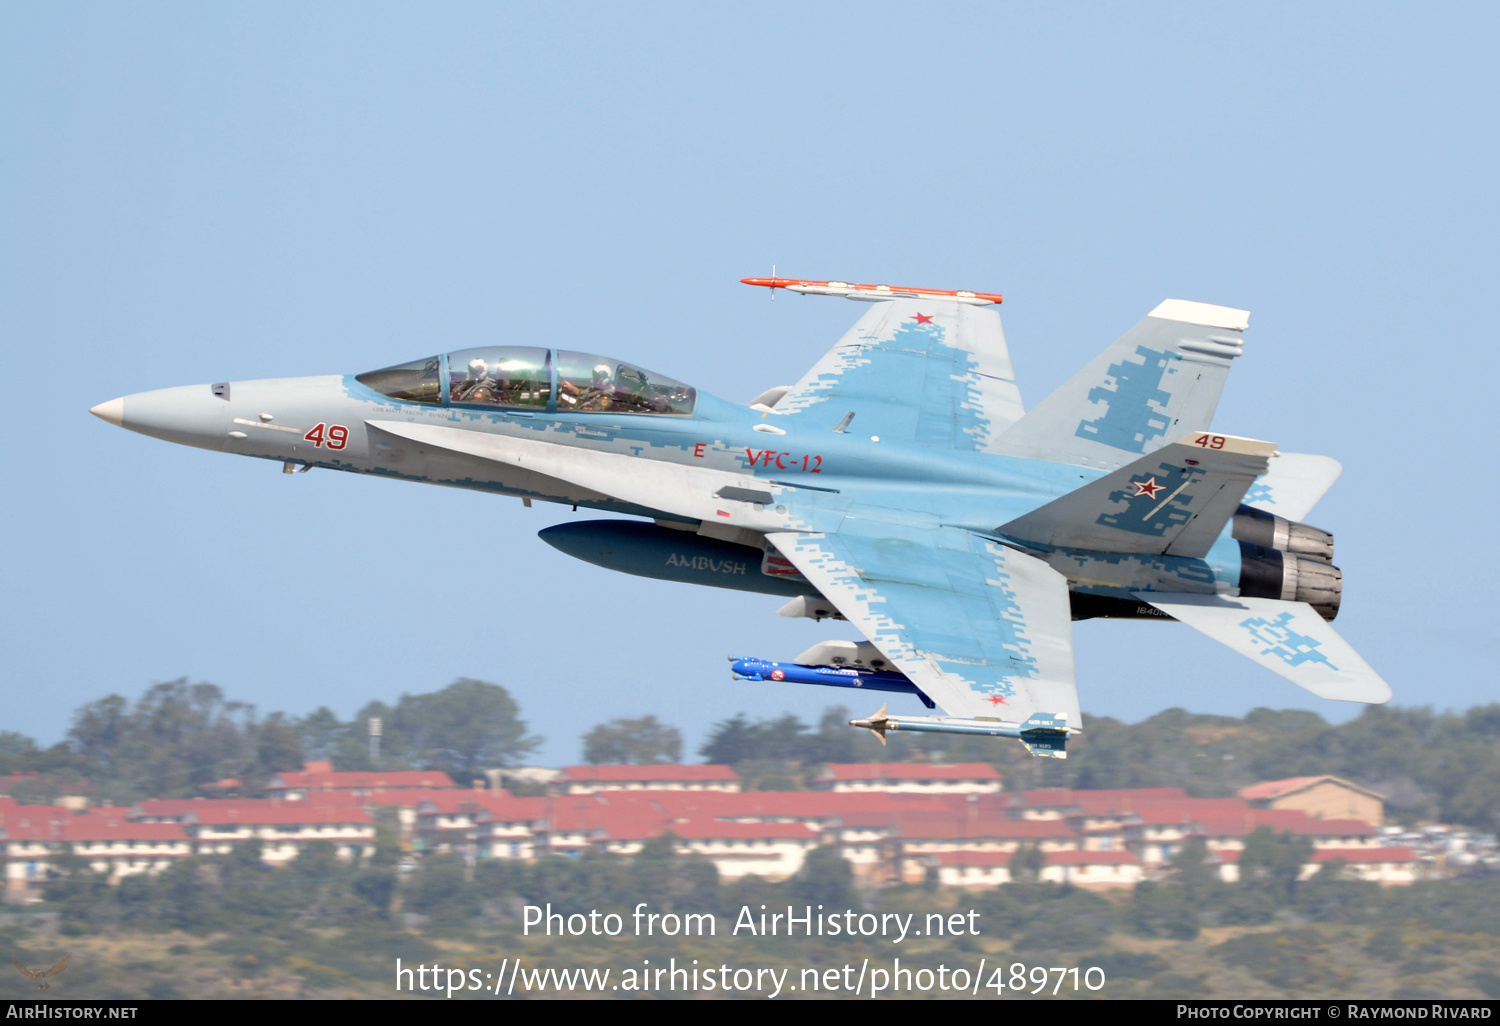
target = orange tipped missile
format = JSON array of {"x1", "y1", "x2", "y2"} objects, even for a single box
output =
[{"x1": 740, "y1": 276, "x2": 1002, "y2": 305}]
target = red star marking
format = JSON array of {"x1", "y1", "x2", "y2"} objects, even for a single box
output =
[
  {"x1": 986, "y1": 694, "x2": 1008, "y2": 706},
  {"x1": 912, "y1": 312, "x2": 933, "y2": 324},
  {"x1": 1131, "y1": 476, "x2": 1165, "y2": 500}
]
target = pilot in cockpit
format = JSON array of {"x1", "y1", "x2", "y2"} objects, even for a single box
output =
[
  {"x1": 453, "y1": 357, "x2": 496, "y2": 404},
  {"x1": 577, "y1": 362, "x2": 617, "y2": 411}
]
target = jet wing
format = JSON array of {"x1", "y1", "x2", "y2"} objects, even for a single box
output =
[
  {"x1": 771, "y1": 299, "x2": 1025, "y2": 452},
  {"x1": 1134, "y1": 592, "x2": 1391, "y2": 703},
  {"x1": 765, "y1": 522, "x2": 1080, "y2": 725}
]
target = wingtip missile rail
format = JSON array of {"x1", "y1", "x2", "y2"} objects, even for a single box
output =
[
  {"x1": 850, "y1": 705, "x2": 1072, "y2": 759},
  {"x1": 729, "y1": 656, "x2": 936, "y2": 709}
]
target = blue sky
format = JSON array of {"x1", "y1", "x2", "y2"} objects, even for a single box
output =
[{"x1": 3, "y1": 3, "x2": 1496, "y2": 765}]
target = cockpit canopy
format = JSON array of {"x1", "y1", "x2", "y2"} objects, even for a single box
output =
[
  {"x1": 355, "y1": 346, "x2": 696, "y2": 416},
  {"x1": 449, "y1": 347, "x2": 549, "y2": 409}
]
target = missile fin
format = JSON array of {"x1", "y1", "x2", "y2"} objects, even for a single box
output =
[{"x1": 850, "y1": 704, "x2": 890, "y2": 745}]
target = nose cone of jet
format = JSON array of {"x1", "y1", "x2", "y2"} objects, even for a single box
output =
[
  {"x1": 89, "y1": 384, "x2": 233, "y2": 451},
  {"x1": 90, "y1": 398, "x2": 125, "y2": 427}
]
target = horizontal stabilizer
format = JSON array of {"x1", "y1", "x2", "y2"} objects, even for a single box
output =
[
  {"x1": 994, "y1": 299, "x2": 1249, "y2": 470},
  {"x1": 1133, "y1": 592, "x2": 1391, "y2": 703},
  {"x1": 1243, "y1": 452, "x2": 1343, "y2": 521},
  {"x1": 1000, "y1": 432, "x2": 1276, "y2": 558}
]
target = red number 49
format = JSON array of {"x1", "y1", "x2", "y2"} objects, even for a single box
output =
[
  {"x1": 304, "y1": 423, "x2": 349, "y2": 450},
  {"x1": 1192, "y1": 434, "x2": 1226, "y2": 450}
]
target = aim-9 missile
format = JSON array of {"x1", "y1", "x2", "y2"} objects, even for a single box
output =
[
  {"x1": 849, "y1": 705, "x2": 1072, "y2": 759},
  {"x1": 729, "y1": 657, "x2": 936, "y2": 709}
]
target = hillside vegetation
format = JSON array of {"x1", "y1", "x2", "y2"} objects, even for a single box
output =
[
  {"x1": 4, "y1": 680, "x2": 1499, "y2": 830},
  {"x1": 6, "y1": 836, "x2": 1500, "y2": 1000}
]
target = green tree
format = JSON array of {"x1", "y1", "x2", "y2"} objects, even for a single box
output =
[
  {"x1": 581, "y1": 715, "x2": 683, "y2": 764},
  {"x1": 1128, "y1": 880, "x2": 1200, "y2": 940},
  {"x1": 0, "y1": 732, "x2": 40, "y2": 775},
  {"x1": 155, "y1": 858, "x2": 220, "y2": 932},
  {"x1": 392, "y1": 680, "x2": 540, "y2": 783},
  {"x1": 790, "y1": 847, "x2": 859, "y2": 910},
  {"x1": 352, "y1": 868, "x2": 397, "y2": 917},
  {"x1": 245, "y1": 713, "x2": 305, "y2": 790},
  {"x1": 1011, "y1": 844, "x2": 1046, "y2": 884},
  {"x1": 68, "y1": 680, "x2": 257, "y2": 801},
  {"x1": 223, "y1": 838, "x2": 267, "y2": 879},
  {"x1": 807, "y1": 706, "x2": 859, "y2": 764},
  {"x1": 752, "y1": 713, "x2": 813, "y2": 761},
  {"x1": 1296, "y1": 862, "x2": 1379, "y2": 924},
  {"x1": 699, "y1": 713, "x2": 758, "y2": 764},
  {"x1": 42, "y1": 850, "x2": 112, "y2": 932},
  {"x1": 1239, "y1": 827, "x2": 1314, "y2": 904},
  {"x1": 295, "y1": 707, "x2": 348, "y2": 763},
  {"x1": 291, "y1": 840, "x2": 342, "y2": 879},
  {"x1": 1447, "y1": 748, "x2": 1500, "y2": 833},
  {"x1": 1167, "y1": 839, "x2": 1218, "y2": 902},
  {"x1": 406, "y1": 854, "x2": 473, "y2": 923},
  {"x1": 7, "y1": 768, "x2": 92, "y2": 805},
  {"x1": 369, "y1": 807, "x2": 403, "y2": 866},
  {"x1": 628, "y1": 833, "x2": 682, "y2": 909},
  {"x1": 1012, "y1": 885, "x2": 1116, "y2": 952}
]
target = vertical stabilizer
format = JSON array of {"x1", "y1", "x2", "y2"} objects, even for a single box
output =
[{"x1": 993, "y1": 300, "x2": 1249, "y2": 471}]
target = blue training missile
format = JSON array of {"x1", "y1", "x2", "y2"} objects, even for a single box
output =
[{"x1": 729, "y1": 656, "x2": 936, "y2": 709}]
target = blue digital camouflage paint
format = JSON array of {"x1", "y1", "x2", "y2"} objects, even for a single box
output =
[
  {"x1": 1240, "y1": 611, "x2": 1340, "y2": 670},
  {"x1": 1097, "y1": 462, "x2": 1205, "y2": 537},
  {"x1": 1075, "y1": 345, "x2": 1174, "y2": 452}
]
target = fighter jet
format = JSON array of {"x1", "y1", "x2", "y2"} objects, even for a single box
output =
[{"x1": 91, "y1": 276, "x2": 1390, "y2": 757}]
